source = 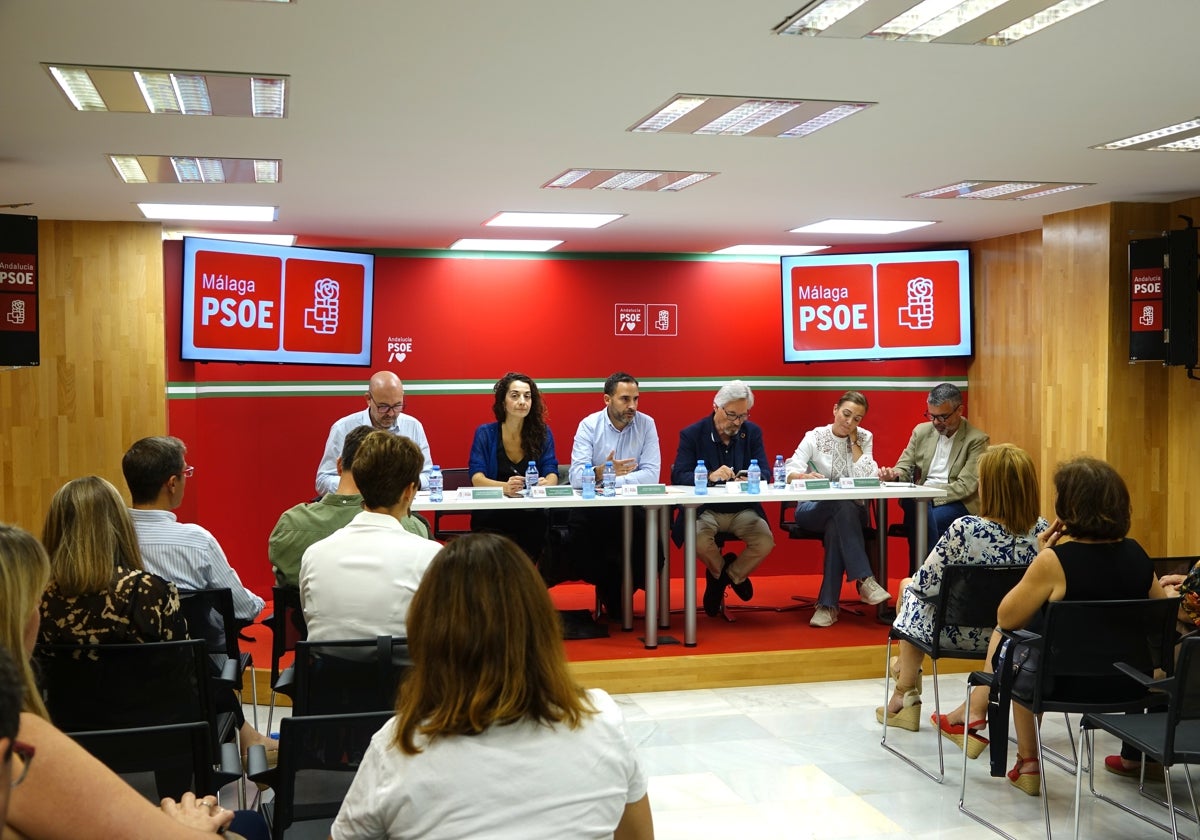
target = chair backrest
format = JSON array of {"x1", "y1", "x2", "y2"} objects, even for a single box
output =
[
  {"x1": 177, "y1": 587, "x2": 240, "y2": 658},
  {"x1": 263, "y1": 711, "x2": 393, "y2": 840},
  {"x1": 69, "y1": 720, "x2": 231, "y2": 798},
  {"x1": 1017, "y1": 597, "x2": 1179, "y2": 712},
  {"x1": 432, "y1": 467, "x2": 474, "y2": 540},
  {"x1": 1150, "y1": 555, "x2": 1200, "y2": 578},
  {"x1": 270, "y1": 585, "x2": 308, "y2": 683},
  {"x1": 930, "y1": 564, "x2": 1028, "y2": 656},
  {"x1": 292, "y1": 636, "x2": 411, "y2": 716}
]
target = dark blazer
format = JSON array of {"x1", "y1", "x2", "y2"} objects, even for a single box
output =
[{"x1": 670, "y1": 415, "x2": 770, "y2": 546}]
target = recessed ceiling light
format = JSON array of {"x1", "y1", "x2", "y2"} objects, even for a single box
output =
[
  {"x1": 1092, "y1": 118, "x2": 1200, "y2": 151},
  {"x1": 110, "y1": 155, "x2": 282, "y2": 184},
  {"x1": 163, "y1": 231, "x2": 297, "y2": 246},
  {"x1": 906, "y1": 180, "x2": 1092, "y2": 199},
  {"x1": 775, "y1": 0, "x2": 1110, "y2": 46},
  {"x1": 46, "y1": 64, "x2": 288, "y2": 117},
  {"x1": 712, "y1": 244, "x2": 831, "y2": 256},
  {"x1": 630, "y1": 95, "x2": 873, "y2": 139},
  {"x1": 790, "y1": 219, "x2": 936, "y2": 235},
  {"x1": 137, "y1": 204, "x2": 277, "y2": 222},
  {"x1": 449, "y1": 239, "x2": 563, "y2": 252},
  {"x1": 485, "y1": 212, "x2": 622, "y2": 229},
  {"x1": 542, "y1": 169, "x2": 716, "y2": 192}
]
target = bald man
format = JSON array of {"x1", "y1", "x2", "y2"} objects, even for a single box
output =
[{"x1": 315, "y1": 370, "x2": 434, "y2": 495}]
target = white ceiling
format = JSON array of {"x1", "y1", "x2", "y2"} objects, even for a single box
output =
[{"x1": 2, "y1": 0, "x2": 1199, "y2": 254}]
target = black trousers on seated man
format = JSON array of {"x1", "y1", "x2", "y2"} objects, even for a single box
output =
[{"x1": 563, "y1": 507, "x2": 654, "y2": 617}]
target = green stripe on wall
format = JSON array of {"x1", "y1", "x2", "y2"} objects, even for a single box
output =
[{"x1": 166, "y1": 376, "x2": 968, "y2": 399}]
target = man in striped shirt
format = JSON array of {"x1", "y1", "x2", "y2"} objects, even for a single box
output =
[{"x1": 122, "y1": 436, "x2": 265, "y2": 623}]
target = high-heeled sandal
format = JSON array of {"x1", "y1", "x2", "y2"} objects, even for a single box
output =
[
  {"x1": 875, "y1": 684, "x2": 922, "y2": 731},
  {"x1": 1007, "y1": 756, "x2": 1041, "y2": 796},
  {"x1": 932, "y1": 713, "x2": 989, "y2": 759},
  {"x1": 889, "y1": 655, "x2": 922, "y2": 695}
]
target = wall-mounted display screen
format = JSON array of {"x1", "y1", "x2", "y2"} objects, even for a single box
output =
[
  {"x1": 780, "y1": 249, "x2": 972, "y2": 363},
  {"x1": 181, "y1": 237, "x2": 374, "y2": 365}
]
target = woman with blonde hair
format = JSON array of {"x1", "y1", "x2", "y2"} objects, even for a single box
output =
[
  {"x1": 0, "y1": 522, "x2": 240, "y2": 838},
  {"x1": 332, "y1": 533, "x2": 653, "y2": 839},
  {"x1": 876, "y1": 444, "x2": 1049, "y2": 743}
]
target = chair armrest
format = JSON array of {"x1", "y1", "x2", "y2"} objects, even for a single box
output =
[
  {"x1": 273, "y1": 665, "x2": 295, "y2": 698},
  {"x1": 1113, "y1": 661, "x2": 1174, "y2": 693},
  {"x1": 220, "y1": 740, "x2": 242, "y2": 775},
  {"x1": 246, "y1": 743, "x2": 274, "y2": 785}
]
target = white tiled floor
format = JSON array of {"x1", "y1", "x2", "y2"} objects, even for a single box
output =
[{"x1": 247, "y1": 673, "x2": 1196, "y2": 839}]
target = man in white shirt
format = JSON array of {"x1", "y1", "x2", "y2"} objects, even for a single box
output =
[
  {"x1": 122, "y1": 436, "x2": 265, "y2": 623},
  {"x1": 315, "y1": 370, "x2": 434, "y2": 496},
  {"x1": 566, "y1": 372, "x2": 661, "y2": 618},
  {"x1": 300, "y1": 431, "x2": 442, "y2": 641}
]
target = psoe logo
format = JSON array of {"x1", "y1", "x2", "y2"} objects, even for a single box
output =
[
  {"x1": 304, "y1": 278, "x2": 340, "y2": 334},
  {"x1": 387, "y1": 336, "x2": 412, "y2": 364}
]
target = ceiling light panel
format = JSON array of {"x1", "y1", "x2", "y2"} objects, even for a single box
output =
[
  {"x1": 46, "y1": 65, "x2": 288, "y2": 117},
  {"x1": 449, "y1": 239, "x2": 562, "y2": 252},
  {"x1": 1092, "y1": 118, "x2": 1200, "y2": 151},
  {"x1": 138, "y1": 204, "x2": 277, "y2": 222},
  {"x1": 111, "y1": 155, "x2": 281, "y2": 184},
  {"x1": 486, "y1": 212, "x2": 623, "y2": 229},
  {"x1": 542, "y1": 170, "x2": 716, "y2": 192},
  {"x1": 791, "y1": 219, "x2": 936, "y2": 234},
  {"x1": 906, "y1": 180, "x2": 1092, "y2": 199},
  {"x1": 713, "y1": 244, "x2": 831, "y2": 256},
  {"x1": 630, "y1": 95, "x2": 873, "y2": 138},
  {"x1": 775, "y1": 0, "x2": 1111, "y2": 45}
]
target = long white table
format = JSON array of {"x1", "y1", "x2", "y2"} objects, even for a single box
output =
[{"x1": 412, "y1": 482, "x2": 945, "y2": 649}]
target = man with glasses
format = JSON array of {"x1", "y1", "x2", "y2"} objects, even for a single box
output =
[
  {"x1": 878, "y1": 383, "x2": 990, "y2": 573},
  {"x1": 316, "y1": 370, "x2": 433, "y2": 497},
  {"x1": 123, "y1": 436, "x2": 265, "y2": 624},
  {"x1": 670, "y1": 380, "x2": 775, "y2": 617}
]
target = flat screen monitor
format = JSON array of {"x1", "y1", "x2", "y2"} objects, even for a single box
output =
[
  {"x1": 181, "y1": 237, "x2": 374, "y2": 366},
  {"x1": 780, "y1": 249, "x2": 972, "y2": 363}
]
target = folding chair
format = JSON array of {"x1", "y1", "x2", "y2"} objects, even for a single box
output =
[
  {"x1": 178, "y1": 587, "x2": 258, "y2": 727},
  {"x1": 265, "y1": 585, "x2": 307, "y2": 732},
  {"x1": 273, "y1": 636, "x2": 411, "y2": 716},
  {"x1": 881, "y1": 563, "x2": 1027, "y2": 782}
]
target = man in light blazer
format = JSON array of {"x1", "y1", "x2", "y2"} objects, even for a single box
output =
[{"x1": 878, "y1": 383, "x2": 989, "y2": 574}]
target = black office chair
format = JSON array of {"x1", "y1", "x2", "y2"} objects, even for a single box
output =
[
  {"x1": 1076, "y1": 635, "x2": 1200, "y2": 840},
  {"x1": 432, "y1": 467, "x2": 473, "y2": 540},
  {"x1": 778, "y1": 499, "x2": 881, "y2": 615},
  {"x1": 958, "y1": 597, "x2": 1180, "y2": 840},
  {"x1": 273, "y1": 636, "x2": 411, "y2": 716},
  {"x1": 34, "y1": 639, "x2": 240, "y2": 800},
  {"x1": 248, "y1": 711, "x2": 392, "y2": 840},
  {"x1": 177, "y1": 587, "x2": 258, "y2": 726},
  {"x1": 881, "y1": 563, "x2": 1028, "y2": 782},
  {"x1": 265, "y1": 585, "x2": 308, "y2": 732}
]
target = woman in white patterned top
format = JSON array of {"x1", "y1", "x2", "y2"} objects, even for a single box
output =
[{"x1": 785, "y1": 391, "x2": 890, "y2": 629}]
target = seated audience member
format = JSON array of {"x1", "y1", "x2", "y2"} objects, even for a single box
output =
[
  {"x1": 122, "y1": 436, "x2": 264, "y2": 624},
  {"x1": 0, "y1": 522, "x2": 254, "y2": 839},
  {"x1": 785, "y1": 391, "x2": 890, "y2": 628},
  {"x1": 0, "y1": 629, "x2": 26, "y2": 822},
  {"x1": 567, "y1": 372, "x2": 661, "y2": 618},
  {"x1": 316, "y1": 370, "x2": 434, "y2": 496},
  {"x1": 38, "y1": 477, "x2": 276, "y2": 761},
  {"x1": 670, "y1": 380, "x2": 775, "y2": 616},
  {"x1": 938, "y1": 457, "x2": 1166, "y2": 796},
  {"x1": 330, "y1": 533, "x2": 653, "y2": 840},
  {"x1": 876, "y1": 444, "x2": 1048, "y2": 740},
  {"x1": 878, "y1": 383, "x2": 990, "y2": 573},
  {"x1": 300, "y1": 432, "x2": 442, "y2": 641},
  {"x1": 468, "y1": 372, "x2": 558, "y2": 563},
  {"x1": 270, "y1": 425, "x2": 430, "y2": 587}
]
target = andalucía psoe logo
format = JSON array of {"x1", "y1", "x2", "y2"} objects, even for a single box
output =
[
  {"x1": 6, "y1": 299, "x2": 25, "y2": 325},
  {"x1": 305, "y1": 277, "x2": 340, "y2": 334}
]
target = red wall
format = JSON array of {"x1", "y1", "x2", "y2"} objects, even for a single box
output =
[{"x1": 164, "y1": 245, "x2": 970, "y2": 595}]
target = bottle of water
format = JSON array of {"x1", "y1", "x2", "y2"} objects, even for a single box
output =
[
  {"x1": 773, "y1": 454, "x2": 786, "y2": 489},
  {"x1": 429, "y1": 465, "x2": 443, "y2": 503},
  {"x1": 525, "y1": 460, "x2": 539, "y2": 494},
  {"x1": 747, "y1": 459, "x2": 761, "y2": 494},
  {"x1": 694, "y1": 459, "x2": 708, "y2": 496},
  {"x1": 581, "y1": 464, "x2": 596, "y2": 499},
  {"x1": 602, "y1": 461, "x2": 617, "y2": 497}
]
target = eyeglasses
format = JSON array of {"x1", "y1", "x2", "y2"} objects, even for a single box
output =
[
  {"x1": 181, "y1": 465, "x2": 195, "y2": 478},
  {"x1": 722, "y1": 409, "x2": 750, "y2": 422},
  {"x1": 368, "y1": 394, "x2": 405, "y2": 414},
  {"x1": 8, "y1": 740, "x2": 34, "y2": 788},
  {"x1": 924, "y1": 407, "x2": 960, "y2": 422}
]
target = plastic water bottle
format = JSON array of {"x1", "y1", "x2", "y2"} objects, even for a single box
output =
[
  {"x1": 773, "y1": 454, "x2": 786, "y2": 489},
  {"x1": 747, "y1": 459, "x2": 761, "y2": 494},
  {"x1": 694, "y1": 459, "x2": 708, "y2": 496},
  {"x1": 429, "y1": 465, "x2": 443, "y2": 502},
  {"x1": 525, "y1": 460, "x2": 539, "y2": 494},
  {"x1": 581, "y1": 464, "x2": 596, "y2": 499},
  {"x1": 602, "y1": 461, "x2": 617, "y2": 497}
]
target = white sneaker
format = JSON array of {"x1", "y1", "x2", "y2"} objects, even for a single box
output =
[
  {"x1": 859, "y1": 576, "x2": 891, "y2": 606},
  {"x1": 809, "y1": 605, "x2": 838, "y2": 627}
]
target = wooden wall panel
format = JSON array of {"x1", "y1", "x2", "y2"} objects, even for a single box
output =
[{"x1": 0, "y1": 221, "x2": 166, "y2": 534}]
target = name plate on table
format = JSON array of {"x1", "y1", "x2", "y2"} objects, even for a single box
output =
[
  {"x1": 470, "y1": 488, "x2": 504, "y2": 500},
  {"x1": 799, "y1": 479, "x2": 831, "y2": 490},
  {"x1": 544, "y1": 485, "x2": 575, "y2": 497},
  {"x1": 852, "y1": 477, "x2": 881, "y2": 488},
  {"x1": 619, "y1": 483, "x2": 667, "y2": 496}
]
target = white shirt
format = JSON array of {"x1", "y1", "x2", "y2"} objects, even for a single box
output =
[
  {"x1": 299, "y1": 510, "x2": 442, "y2": 642},
  {"x1": 569, "y1": 409, "x2": 661, "y2": 488},
  {"x1": 331, "y1": 688, "x2": 647, "y2": 840},
  {"x1": 785, "y1": 424, "x2": 877, "y2": 482},
  {"x1": 925, "y1": 427, "x2": 958, "y2": 485},
  {"x1": 128, "y1": 508, "x2": 265, "y2": 621},
  {"x1": 317, "y1": 408, "x2": 434, "y2": 496}
]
